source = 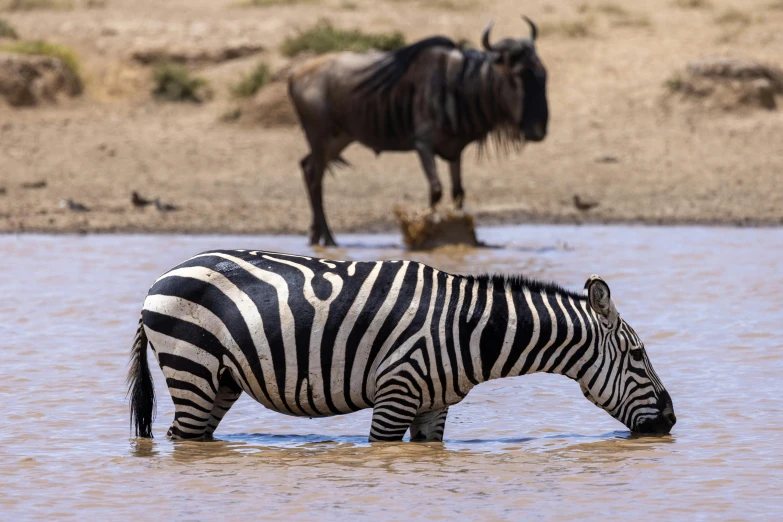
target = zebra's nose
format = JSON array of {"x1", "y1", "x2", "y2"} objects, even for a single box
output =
[{"x1": 658, "y1": 390, "x2": 676, "y2": 427}]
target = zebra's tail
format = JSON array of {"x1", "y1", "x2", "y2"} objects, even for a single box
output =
[{"x1": 127, "y1": 314, "x2": 155, "y2": 438}]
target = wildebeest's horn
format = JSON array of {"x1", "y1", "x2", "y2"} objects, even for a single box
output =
[
  {"x1": 481, "y1": 20, "x2": 495, "y2": 51},
  {"x1": 522, "y1": 15, "x2": 538, "y2": 41}
]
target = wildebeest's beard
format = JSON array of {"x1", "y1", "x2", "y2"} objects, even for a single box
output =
[{"x1": 520, "y1": 67, "x2": 548, "y2": 142}]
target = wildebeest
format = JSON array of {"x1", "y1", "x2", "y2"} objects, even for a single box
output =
[{"x1": 289, "y1": 18, "x2": 549, "y2": 246}]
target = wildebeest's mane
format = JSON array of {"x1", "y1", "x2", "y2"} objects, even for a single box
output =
[
  {"x1": 352, "y1": 36, "x2": 525, "y2": 155},
  {"x1": 471, "y1": 273, "x2": 587, "y2": 301},
  {"x1": 354, "y1": 36, "x2": 457, "y2": 96}
]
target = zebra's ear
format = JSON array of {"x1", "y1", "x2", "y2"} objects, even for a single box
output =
[{"x1": 585, "y1": 275, "x2": 619, "y2": 326}]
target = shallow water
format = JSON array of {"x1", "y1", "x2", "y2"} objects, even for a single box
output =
[{"x1": 1, "y1": 225, "x2": 782, "y2": 520}]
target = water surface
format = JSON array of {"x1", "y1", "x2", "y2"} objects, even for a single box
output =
[{"x1": 1, "y1": 225, "x2": 782, "y2": 520}]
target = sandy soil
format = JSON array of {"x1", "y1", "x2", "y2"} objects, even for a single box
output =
[{"x1": 1, "y1": 0, "x2": 782, "y2": 236}]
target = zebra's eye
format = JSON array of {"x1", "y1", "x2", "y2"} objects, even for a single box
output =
[{"x1": 629, "y1": 348, "x2": 644, "y2": 362}]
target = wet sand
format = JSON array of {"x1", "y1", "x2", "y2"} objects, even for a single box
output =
[{"x1": 1, "y1": 0, "x2": 782, "y2": 235}]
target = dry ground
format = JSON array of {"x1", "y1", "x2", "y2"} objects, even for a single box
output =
[{"x1": 1, "y1": 0, "x2": 782, "y2": 235}]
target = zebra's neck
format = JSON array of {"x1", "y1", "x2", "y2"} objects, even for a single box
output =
[{"x1": 458, "y1": 276, "x2": 599, "y2": 386}]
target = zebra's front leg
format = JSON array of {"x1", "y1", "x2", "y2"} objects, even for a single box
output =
[
  {"x1": 368, "y1": 396, "x2": 421, "y2": 442},
  {"x1": 410, "y1": 407, "x2": 449, "y2": 442}
]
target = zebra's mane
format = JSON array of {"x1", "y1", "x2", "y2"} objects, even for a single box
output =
[{"x1": 471, "y1": 274, "x2": 587, "y2": 301}]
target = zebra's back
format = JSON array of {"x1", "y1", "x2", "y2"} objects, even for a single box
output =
[{"x1": 142, "y1": 249, "x2": 447, "y2": 419}]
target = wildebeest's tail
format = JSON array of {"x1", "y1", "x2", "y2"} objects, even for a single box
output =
[{"x1": 127, "y1": 314, "x2": 155, "y2": 438}]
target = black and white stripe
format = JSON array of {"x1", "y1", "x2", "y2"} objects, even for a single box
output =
[{"x1": 128, "y1": 250, "x2": 675, "y2": 441}]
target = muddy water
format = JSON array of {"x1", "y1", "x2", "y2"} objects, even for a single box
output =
[{"x1": 1, "y1": 225, "x2": 782, "y2": 520}]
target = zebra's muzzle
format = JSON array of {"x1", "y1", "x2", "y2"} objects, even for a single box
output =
[{"x1": 633, "y1": 390, "x2": 676, "y2": 435}]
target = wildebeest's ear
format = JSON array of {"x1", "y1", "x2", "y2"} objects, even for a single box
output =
[{"x1": 585, "y1": 275, "x2": 619, "y2": 325}]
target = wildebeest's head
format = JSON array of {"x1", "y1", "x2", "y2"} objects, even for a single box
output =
[{"x1": 482, "y1": 17, "x2": 548, "y2": 142}]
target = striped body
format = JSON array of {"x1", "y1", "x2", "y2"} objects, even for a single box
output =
[{"x1": 130, "y1": 250, "x2": 676, "y2": 441}]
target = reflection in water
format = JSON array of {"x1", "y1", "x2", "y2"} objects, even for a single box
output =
[{"x1": 1, "y1": 225, "x2": 782, "y2": 520}]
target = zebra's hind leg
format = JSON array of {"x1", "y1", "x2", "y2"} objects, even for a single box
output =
[
  {"x1": 166, "y1": 383, "x2": 217, "y2": 441},
  {"x1": 410, "y1": 407, "x2": 449, "y2": 442},
  {"x1": 204, "y1": 370, "x2": 243, "y2": 439}
]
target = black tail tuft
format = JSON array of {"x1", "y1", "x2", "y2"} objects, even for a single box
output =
[{"x1": 127, "y1": 314, "x2": 156, "y2": 438}]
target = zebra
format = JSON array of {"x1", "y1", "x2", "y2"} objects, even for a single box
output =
[{"x1": 128, "y1": 250, "x2": 676, "y2": 441}]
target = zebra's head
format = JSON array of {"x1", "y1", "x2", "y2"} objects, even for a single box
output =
[
  {"x1": 578, "y1": 275, "x2": 676, "y2": 434},
  {"x1": 480, "y1": 16, "x2": 548, "y2": 142}
]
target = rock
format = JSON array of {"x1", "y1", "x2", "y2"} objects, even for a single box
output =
[
  {"x1": 573, "y1": 194, "x2": 599, "y2": 212},
  {"x1": 393, "y1": 206, "x2": 479, "y2": 250},
  {"x1": 0, "y1": 52, "x2": 82, "y2": 107},
  {"x1": 58, "y1": 199, "x2": 89, "y2": 212},
  {"x1": 666, "y1": 57, "x2": 783, "y2": 112},
  {"x1": 131, "y1": 191, "x2": 153, "y2": 207}
]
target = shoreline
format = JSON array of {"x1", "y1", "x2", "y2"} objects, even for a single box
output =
[{"x1": 2, "y1": 212, "x2": 781, "y2": 237}]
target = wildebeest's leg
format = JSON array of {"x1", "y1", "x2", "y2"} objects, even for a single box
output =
[
  {"x1": 410, "y1": 407, "x2": 449, "y2": 442},
  {"x1": 448, "y1": 156, "x2": 464, "y2": 210},
  {"x1": 299, "y1": 154, "x2": 323, "y2": 245},
  {"x1": 300, "y1": 153, "x2": 337, "y2": 246},
  {"x1": 204, "y1": 370, "x2": 243, "y2": 438},
  {"x1": 415, "y1": 143, "x2": 443, "y2": 208}
]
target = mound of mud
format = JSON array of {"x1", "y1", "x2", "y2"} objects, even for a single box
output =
[
  {"x1": 240, "y1": 81, "x2": 299, "y2": 128},
  {"x1": 667, "y1": 57, "x2": 783, "y2": 111},
  {"x1": 394, "y1": 206, "x2": 479, "y2": 251},
  {"x1": 0, "y1": 52, "x2": 82, "y2": 107},
  {"x1": 131, "y1": 42, "x2": 264, "y2": 66}
]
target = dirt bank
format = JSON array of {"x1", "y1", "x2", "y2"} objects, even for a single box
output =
[{"x1": 1, "y1": 0, "x2": 782, "y2": 236}]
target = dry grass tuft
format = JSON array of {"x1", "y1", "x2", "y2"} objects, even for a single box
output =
[
  {"x1": 152, "y1": 63, "x2": 209, "y2": 103},
  {"x1": 0, "y1": 40, "x2": 81, "y2": 80},
  {"x1": 540, "y1": 18, "x2": 594, "y2": 38},
  {"x1": 664, "y1": 72, "x2": 686, "y2": 92},
  {"x1": 0, "y1": 18, "x2": 18, "y2": 39},
  {"x1": 596, "y1": 3, "x2": 629, "y2": 16},
  {"x1": 6, "y1": 0, "x2": 74, "y2": 10},
  {"x1": 714, "y1": 8, "x2": 751, "y2": 25},
  {"x1": 611, "y1": 14, "x2": 653, "y2": 28},
  {"x1": 236, "y1": 0, "x2": 315, "y2": 6},
  {"x1": 231, "y1": 62, "x2": 270, "y2": 98},
  {"x1": 673, "y1": 0, "x2": 711, "y2": 8},
  {"x1": 281, "y1": 19, "x2": 405, "y2": 57}
]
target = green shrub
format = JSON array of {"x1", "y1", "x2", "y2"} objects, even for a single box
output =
[
  {"x1": 232, "y1": 62, "x2": 271, "y2": 98},
  {"x1": 152, "y1": 63, "x2": 208, "y2": 102},
  {"x1": 0, "y1": 40, "x2": 81, "y2": 81},
  {"x1": 281, "y1": 19, "x2": 405, "y2": 57},
  {"x1": 596, "y1": 3, "x2": 629, "y2": 16},
  {"x1": 0, "y1": 18, "x2": 19, "y2": 39}
]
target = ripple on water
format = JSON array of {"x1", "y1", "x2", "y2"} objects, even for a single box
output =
[{"x1": 1, "y1": 226, "x2": 782, "y2": 520}]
